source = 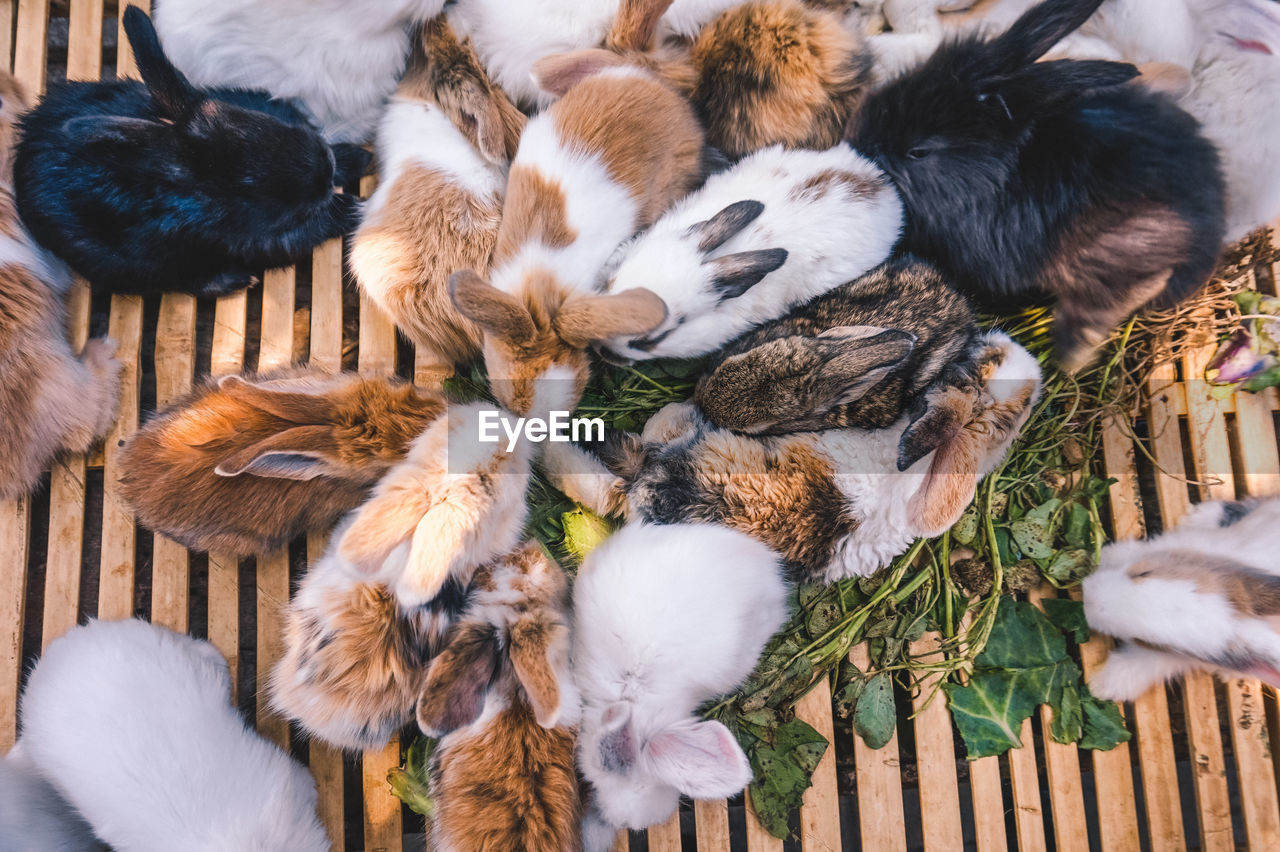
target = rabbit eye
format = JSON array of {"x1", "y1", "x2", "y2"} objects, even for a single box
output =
[{"x1": 907, "y1": 147, "x2": 931, "y2": 160}]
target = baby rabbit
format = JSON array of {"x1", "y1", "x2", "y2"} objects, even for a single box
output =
[
  {"x1": 18, "y1": 619, "x2": 328, "y2": 852},
  {"x1": 848, "y1": 0, "x2": 1226, "y2": 369},
  {"x1": 350, "y1": 17, "x2": 526, "y2": 383},
  {"x1": 154, "y1": 0, "x2": 444, "y2": 143},
  {"x1": 449, "y1": 50, "x2": 704, "y2": 417},
  {"x1": 0, "y1": 747, "x2": 97, "y2": 851},
  {"x1": 271, "y1": 515, "x2": 467, "y2": 751},
  {"x1": 694, "y1": 257, "x2": 976, "y2": 435},
  {"x1": 15, "y1": 7, "x2": 364, "y2": 298},
  {"x1": 573, "y1": 523, "x2": 787, "y2": 832},
  {"x1": 1084, "y1": 497, "x2": 1280, "y2": 702},
  {"x1": 418, "y1": 541, "x2": 581, "y2": 851},
  {"x1": 548, "y1": 332, "x2": 1041, "y2": 582},
  {"x1": 595, "y1": 143, "x2": 903, "y2": 363},
  {"x1": 118, "y1": 369, "x2": 443, "y2": 556},
  {"x1": 0, "y1": 71, "x2": 121, "y2": 500}
]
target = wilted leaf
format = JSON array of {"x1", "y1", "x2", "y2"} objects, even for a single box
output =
[
  {"x1": 1045, "y1": 548, "x2": 1092, "y2": 585},
  {"x1": 1010, "y1": 516, "x2": 1055, "y2": 560},
  {"x1": 853, "y1": 673, "x2": 897, "y2": 749},
  {"x1": 1079, "y1": 691, "x2": 1132, "y2": 751},
  {"x1": 806, "y1": 599, "x2": 843, "y2": 637},
  {"x1": 1063, "y1": 503, "x2": 1091, "y2": 549},
  {"x1": 748, "y1": 719, "x2": 829, "y2": 839},
  {"x1": 388, "y1": 736, "x2": 436, "y2": 817},
  {"x1": 561, "y1": 507, "x2": 616, "y2": 562},
  {"x1": 953, "y1": 509, "x2": 979, "y2": 545},
  {"x1": 1041, "y1": 598, "x2": 1090, "y2": 644},
  {"x1": 1049, "y1": 683, "x2": 1083, "y2": 743}
]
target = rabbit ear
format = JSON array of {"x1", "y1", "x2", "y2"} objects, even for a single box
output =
[
  {"x1": 121, "y1": 5, "x2": 200, "y2": 121},
  {"x1": 897, "y1": 381, "x2": 978, "y2": 473},
  {"x1": 338, "y1": 484, "x2": 433, "y2": 573},
  {"x1": 213, "y1": 425, "x2": 343, "y2": 480},
  {"x1": 508, "y1": 619, "x2": 568, "y2": 728},
  {"x1": 217, "y1": 375, "x2": 338, "y2": 424},
  {"x1": 643, "y1": 719, "x2": 753, "y2": 799},
  {"x1": 991, "y1": 59, "x2": 1138, "y2": 121},
  {"x1": 450, "y1": 270, "x2": 537, "y2": 345},
  {"x1": 688, "y1": 200, "x2": 766, "y2": 254},
  {"x1": 606, "y1": 0, "x2": 676, "y2": 51},
  {"x1": 533, "y1": 49, "x2": 631, "y2": 98},
  {"x1": 417, "y1": 622, "x2": 500, "y2": 736},
  {"x1": 811, "y1": 327, "x2": 916, "y2": 405},
  {"x1": 598, "y1": 702, "x2": 638, "y2": 771},
  {"x1": 555, "y1": 289, "x2": 668, "y2": 348},
  {"x1": 988, "y1": 0, "x2": 1108, "y2": 69},
  {"x1": 706, "y1": 249, "x2": 789, "y2": 300},
  {"x1": 63, "y1": 115, "x2": 163, "y2": 146}
]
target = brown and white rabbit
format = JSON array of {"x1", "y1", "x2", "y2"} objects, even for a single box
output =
[
  {"x1": 349, "y1": 16, "x2": 526, "y2": 383},
  {"x1": 417, "y1": 541, "x2": 581, "y2": 852},
  {"x1": 118, "y1": 369, "x2": 443, "y2": 555},
  {"x1": 546, "y1": 331, "x2": 1041, "y2": 583},
  {"x1": 0, "y1": 71, "x2": 121, "y2": 500},
  {"x1": 1084, "y1": 496, "x2": 1280, "y2": 702},
  {"x1": 450, "y1": 46, "x2": 704, "y2": 418}
]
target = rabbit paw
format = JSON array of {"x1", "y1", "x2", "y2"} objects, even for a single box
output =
[{"x1": 80, "y1": 337, "x2": 123, "y2": 440}]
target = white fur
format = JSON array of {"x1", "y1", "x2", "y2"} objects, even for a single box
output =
[
  {"x1": 489, "y1": 113, "x2": 639, "y2": 298},
  {"x1": 572, "y1": 523, "x2": 788, "y2": 831},
  {"x1": 0, "y1": 747, "x2": 97, "y2": 851},
  {"x1": 18, "y1": 619, "x2": 328, "y2": 852},
  {"x1": 598, "y1": 144, "x2": 904, "y2": 361},
  {"x1": 154, "y1": 0, "x2": 445, "y2": 142},
  {"x1": 1084, "y1": 497, "x2": 1280, "y2": 701}
]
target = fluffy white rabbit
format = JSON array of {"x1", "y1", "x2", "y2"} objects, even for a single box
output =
[
  {"x1": 1085, "y1": 497, "x2": 1280, "y2": 701},
  {"x1": 17, "y1": 619, "x2": 328, "y2": 852},
  {"x1": 154, "y1": 0, "x2": 445, "y2": 142},
  {"x1": 572, "y1": 523, "x2": 789, "y2": 833},
  {"x1": 595, "y1": 143, "x2": 903, "y2": 363},
  {"x1": 0, "y1": 746, "x2": 97, "y2": 851}
]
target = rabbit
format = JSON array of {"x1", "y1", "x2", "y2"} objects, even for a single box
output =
[
  {"x1": 18, "y1": 619, "x2": 328, "y2": 852},
  {"x1": 14, "y1": 7, "x2": 367, "y2": 299},
  {"x1": 350, "y1": 16, "x2": 526, "y2": 384},
  {"x1": 448, "y1": 48, "x2": 705, "y2": 418},
  {"x1": 1083, "y1": 497, "x2": 1280, "y2": 701},
  {"x1": 0, "y1": 747, "x2": 98, "y2": 851},
  {"x1": 153, "y1": 0, "x2": 444, "y2": 144},
  {"x1": 417, "y1": 541, "x2": 581, "y2": 851},
  {"x1": 270, "y1": 514, "x2": 468, "y2": 751},
  {"x1": 545, "y1": 331, "x2": 1042, "y2": 583},
  {"x1": 118, "y1": 368, "x2": 444, "y2": 556},
  {"x1": 693, "y1": 256, "x2": 977, "y2": 435},
  {"x1": 571, "y1": 522, "x2": 788, "y2": 831},
  {"x1": 0, "y1": 71, "x2": 121, "y2": 500},
  {"x1": 848, "y1": 0, "x2": 1227, "y2": 370},
  {"x1": 593, "y1": 143, "x2": 904, "y2": 364}
]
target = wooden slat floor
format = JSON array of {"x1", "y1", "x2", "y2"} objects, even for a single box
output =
[{"x1": 4, "y1": 4, "x2": 1280, "y2": 850}]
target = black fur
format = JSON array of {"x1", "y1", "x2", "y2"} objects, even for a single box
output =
[
  {"x1": 848, "y1": 0, "x2": 1226, "y2": 362},
  {"x1": 1218, "y1": 500, "x2": 1255, "y2": 527},
  {"x1": 13, "y1": 7, "x2": 362, "y2": 298}
]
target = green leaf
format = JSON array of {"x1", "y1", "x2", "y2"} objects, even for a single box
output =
[
  {"x1": 994, "y1": 526, "x2": 1017, "y2": 566},
  {"x1": 388, "y1": 736, "x2": 436, "y2": 817},
  {"x1": 1079, "y1": 692, "x2": 1132, "y2": 751},
  {"x1": 1049, "y1": 683, "x2": 1083, "y2": 743},
  {"x1": 976, "y1": 598, "x2": 1069, "y2": 670},
  {"x1": 1063, "y1": 502, "x2": 1091, "y2": 549},
  {"x1": 560, "y1": 506, "x2": 616, "y2": 562},
  {"x1": 952, "y1": 509, "x2": 979, "y2": 545},
  {"x1": 1041, "y1": 598, "x2": 1090, "y2": 644},
  {"x1": 748, "y1": 719, "x2": 829, "y2": 839},
  {"x1": 853, "y1": 673, "x2": 897, "y2": 749},
  {"x1": 1083, "y1": 477, "x2": 1117, "y2": 503},
  {"x1": 1045, "y1": 548, "x2": 1092, "y2": 585},
  {"x1": 943, "y1": 673, "x2": 1035, "y2": 758},
  {"x1": 1010, "y1": 516, "x2": 1055, "y2": 560}
]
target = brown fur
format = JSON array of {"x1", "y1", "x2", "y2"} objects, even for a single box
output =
[
  {"x1": 1128, "y1": 551, "x2": 1280, "y2": 619},
  {"x1": 690, "y1": 0, "x2": 872, "y2": 157},
  {"x1": 494, "y1": 166, "x2": 580, "y2": 264},
  {"x1": 0, "y1": 71, "x2": 121, "y2": 499},
  {"x1": 118, "y1": 369, "x2": 443, "y2": 555}
]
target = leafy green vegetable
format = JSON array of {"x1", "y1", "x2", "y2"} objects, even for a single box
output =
[
  {"x1": 746, "y1": 719, "x2": 829, "y2": 840},
  {"x1": 1041, "y1": 598, "x2": 1090, "y2": 644},
  {"x1": 387, "y1": 736, "x2": 436, "y2": 817},
  {"x1": 852, "y1": 672, "x2": 896, "y2": 749}
]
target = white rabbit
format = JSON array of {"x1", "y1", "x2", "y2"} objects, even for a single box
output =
[
  {"x1": 1084, "y1": 497, "x2": 1280, "y2": 702},
  {"x1": 154, "y1": 0, "x2": 445, "y2": 142},
  {"x1": 572, "y1": 522, "x2": 789, "y2": 832},
  {"x1": 17, "y1": 619, "x2": 328, "y2": 852},
  {"x1": 0, "y1": 746, "x2": 97, "y2": 851},
  {"x1": 594, "y1": 143, "x2": 904, "y2": 363}
]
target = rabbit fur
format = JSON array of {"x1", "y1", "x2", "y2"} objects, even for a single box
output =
[
  {"x1": 154, "y1": 0, "x2": 445, "y2": 143},
  {"x1": 848, "y1": 0, "x2": 1226, "y2": 370},
  {"x1": 694, "y1": 256, "x2": 976, "y2": 436},
  {"x1": 594, "y1": 143, "x2": 904, "y2": 363},
  {"x1": 350, "y1": 16, "x2": 527, "y2": 382},
  {"x1": 0, "y1": 70, "x2": 121, "y2": 500},
  {"x1": 419, "y1": 542, "x2": 581, "y2": 851},
  {"x1": 18, "y1": 619, "x2": 328, "y2": 852},
  {"x1": 0, "y1": 747, "x2": 97, "y2": 851},
  {"x1": 572, "y1": 522, "x2": 788, "y2": 831},
  {"x1": 118, "y1": 368, "x2": 444, "y2": 556},
  {"x1": 546, "y1": 332, "x2": 1042, "y2": 583},
  {"x1": 1085, "y1": 497, "x2": 1280, "y2": 701},
  {"x1": 15, "y1": 7, "x2": 366, "y2": 298}
]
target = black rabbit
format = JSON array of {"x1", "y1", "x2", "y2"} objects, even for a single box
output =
[
  {"x1": 849, "y1": 0, "x2": 1226, "y2": 369},
  {"x1": 14, "y1": 6, "x2": 370, "y2": 298}
]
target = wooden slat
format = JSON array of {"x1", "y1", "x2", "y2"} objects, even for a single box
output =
[
  {"x1": 0, "y1": 495, "x2": 29, "y2": 748},
  {"x1": 66, "y1": 0, "x2": 103, "y2": 81},
  {"x1": 647, "y1": 812, "x2": 682, "y2": 852},
  {"x1": 13, "y1": 0, "x2": 47, "y2": 94},
  {"x1": 1006, "y1": 718, "x2": 1047, "y2": 852},
  {"x1": 968, "y1": 749, "x2": 1008, "y2": 852},
  {"x1": 796, "y1": 678, "x2": 842, "y2": 852},
  {"x1": 98, "y1": 296, "x2": 142, "y2": 621},
  {"x1": 908, "y1": 633, "x2": 963, "y2": 851},
  {"x1": 0, "y1": 1, "x2": 15, "y2": 73},
  {"x1": 1098, "y1": 416, "x2": 1182, "y2": 852},
  {"x1": 117, "y1": 0, "x2": 147, "y2": 78},
  {"x1": 745, "y1": 790, "x2": 784, "y2": 852},
  {"x1": 208, "y1": 291, "x2": 247, "y2": 697},
  {"x1": 849, "y1": 643, "x2": 906, "y2": 852},
  {"x1": 609, "y1": 833, "x2": 630, "y2": 852},
  {"x1": 693, "y1": 798, "x2": 731, "y2": 851}
]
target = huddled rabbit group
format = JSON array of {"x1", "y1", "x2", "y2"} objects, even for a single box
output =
[{"x1": 3, "y1": 0, "x2": 1277, "y2": 847}]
